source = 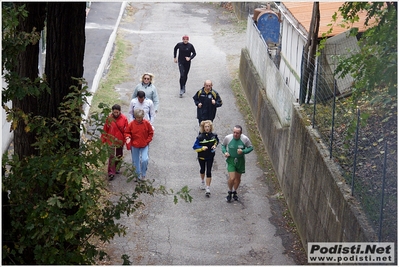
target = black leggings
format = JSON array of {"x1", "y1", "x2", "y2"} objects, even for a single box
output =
[
  {"x1": 178, "y1": 61, "x2": 191, "y2": 89},
  {"x1": 199, "y1": 158, "x2": 214, "y2": 177}
]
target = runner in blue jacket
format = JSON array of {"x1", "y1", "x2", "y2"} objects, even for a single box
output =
[{"x1": 192, "y1": 120, "x2": 219, "y2": 197}]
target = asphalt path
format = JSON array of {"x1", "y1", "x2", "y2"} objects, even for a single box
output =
[
  {"x1": 84, "y1": 2, "x2": 123, "y2": 92},
  {"x1": 98, "y1": 2, "x2": 296, "y2": 265}
]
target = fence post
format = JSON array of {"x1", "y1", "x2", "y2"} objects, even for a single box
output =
[
  {"x1": 312, "y1": 57, "x2": 319, "y2": 129},
  {"x1": 351, "y1": 108, "x2": 360, "y2": 196},
  {"x1": 329, "y1": 80, "x2": 337, "y2": 159},
  {"x1": 378, "y1": 141, "x2": 388, "y2": 242},
  {"x1": 299, "y1": 47, "x2": 305, "y2": 105}
]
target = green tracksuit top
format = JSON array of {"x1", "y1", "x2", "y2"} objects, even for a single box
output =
[{"x1": 221, "y1": 134, "x2": 253, "y2": 158}]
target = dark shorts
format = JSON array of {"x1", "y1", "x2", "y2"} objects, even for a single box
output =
[{"x1": 226, "y1": 157, "x2": 245, "y2": 173}]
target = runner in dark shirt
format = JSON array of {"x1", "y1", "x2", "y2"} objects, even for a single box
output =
[
  {"x1": 193, "y1": 80, "x2": 223, "y2": 125},
  {"x1": 174, "y1": 35, "x2": 196, "y2": 97}
]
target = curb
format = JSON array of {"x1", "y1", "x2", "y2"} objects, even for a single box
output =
[{"x1": 83, "y1": 1, "x2": 128, "y2": 121}]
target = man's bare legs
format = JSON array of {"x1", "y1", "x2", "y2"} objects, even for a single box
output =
[{"x1": 227, "y1": 172, "x2": 242, "y2": 201}]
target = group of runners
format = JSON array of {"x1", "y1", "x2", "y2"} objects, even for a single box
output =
[{"x1": 101, "y1": 35, "x2": 254, "y2": 202}]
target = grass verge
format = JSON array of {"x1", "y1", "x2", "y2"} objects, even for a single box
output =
[{"x1": 89, "y1": 33, "x2": 132, "y2": 115}]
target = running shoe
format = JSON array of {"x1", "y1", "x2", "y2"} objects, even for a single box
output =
[
  {"x1": 199, "y1": 182, "x2": 206, "y2": 190},
  {"x1": 233, "y1": 191, "x2": 239, "y2": 201},
  {"x1": 226, "y1": 191, "x2": 232, "y2": 202},
  {"x1": 205, "y1": 188, "x2": 210, "y2": 197}
]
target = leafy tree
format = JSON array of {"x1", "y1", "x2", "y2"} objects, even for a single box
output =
[
  {"x1": 2, "y1": 3, "x2": 192, "y2": 264},
  {"x1": 2, "y1": 2, "x2": 86, "y2": 156},
  {"x1": 325, "y1": 2, "x2": 397, "y2": 106},
  {"x1": 2, "y1": 84, "x2": 192, "y2": 264}
]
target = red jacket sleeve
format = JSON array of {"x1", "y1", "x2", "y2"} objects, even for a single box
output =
[{"x1": 124, "y1": 121, "x2": 132, "y2": 139}]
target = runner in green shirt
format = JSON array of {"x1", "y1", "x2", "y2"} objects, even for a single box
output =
[{"x1": 221, "y1": 125, "x2": 253, "y2": 202}]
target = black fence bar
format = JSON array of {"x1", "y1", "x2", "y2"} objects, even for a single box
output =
[
  {"x1": 351, "y1": 108, "x2": 360, "y2": 196},
  {"x1": 329, "y1": 80, "x2": 337, "y2": 159},
  {"x1": 299, "y1": 47, "x2": 306, "y2": 105},
  {"x1": 378, "y1": 141, "x2": 388, "y2": 242},
  {"x1": 312, "y1": 60, "x2": 318, "y2": 129}
]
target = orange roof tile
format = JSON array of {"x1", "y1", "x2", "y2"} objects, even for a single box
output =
[{"x1": 281, "y1": 2, "x2": 374, "y2": 38}]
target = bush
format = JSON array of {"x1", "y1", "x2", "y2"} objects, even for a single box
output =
[{"x1": 2, "y1": 84, "x2": 192, "y2": 264}]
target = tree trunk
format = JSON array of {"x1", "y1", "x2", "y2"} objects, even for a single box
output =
[
  {"x1": 12, "y1": 3, "x2": 86, "y2": 156},
  {"x1": 43, "y1": 2, "x2": 86, "y2": 117},
  {"x1": 42, "y1": 2, "x2": 86, "y2": 148},
  {"x1": 12, "y1": 2, "x2": 46, "y2": 157}
]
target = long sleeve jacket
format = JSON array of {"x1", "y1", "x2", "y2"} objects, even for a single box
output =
[
  {"x1": 221, "y1": 134, "x2": 253, "y2": 158},
  {"x1": 193, "y1": 88, "x2": 223, "y2": 121},
  {"x1": 132, "y1": 82, "x2": 159, "y2": 111},
  {"x1": 124, "y1": 119, "x2": 154, "y2": 148},
  {"x1": 101, "y1": 113, "x2": 128, "y2": 146},
  {"x1": 173, "y1": 42, "x2": 196, "y2": 63},
  {"x1": 192, "y1": 132, "x2": 219, "y2": 160}
]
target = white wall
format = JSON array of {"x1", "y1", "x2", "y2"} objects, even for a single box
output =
[
  {"x1": 245, "y1": 16, "x2": 296, "y2": 126},
  {"x1": 278, "y1": 14, "x2": 306, "y2": 101}
]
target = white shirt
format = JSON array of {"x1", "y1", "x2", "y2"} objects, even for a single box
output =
[
  {"x1": 128, "y1": 97, "x2": 156, "y2": 125},
  {"x1": 132, "y1": 83, "x2": 159, "y2": 111}
]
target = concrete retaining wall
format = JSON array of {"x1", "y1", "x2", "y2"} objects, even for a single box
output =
[{"x1": 239, "y1": 48, "x2": 377, "y2": 251}]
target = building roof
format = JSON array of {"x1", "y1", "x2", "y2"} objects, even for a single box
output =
[{"x1": 280, "y1": 2, "x2": 374, "y2": 38}]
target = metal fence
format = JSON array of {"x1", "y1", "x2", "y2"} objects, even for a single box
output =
[
  {"x1": 234, "y1": 0, "x2": 397, "y2": 244},
  {"x1": 300, "y1": 47, "x2": 397, "y2": 243}
]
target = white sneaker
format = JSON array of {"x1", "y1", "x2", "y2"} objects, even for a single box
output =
[
  {"x1": 205, "y1": 188, "x2": 210, "y2": 197},
  {"x1": 199, "y1": 182, "x2": 205, "y2": 190}
]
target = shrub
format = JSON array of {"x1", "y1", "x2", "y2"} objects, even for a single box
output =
[{"x1": 2, "y1": 84, "x2": 191, "y2": 264}]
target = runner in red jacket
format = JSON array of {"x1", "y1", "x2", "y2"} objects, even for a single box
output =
[
  {"x1": 101, "y1": 104, "x2": 128, "y2": 180},
  {"x1": 124, "y1": 108, "x2": 154, "y2": 180}
]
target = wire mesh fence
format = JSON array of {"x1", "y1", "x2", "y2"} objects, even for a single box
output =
[
  {"x1": 234, "y1": 0, "x2": 396, "y2": 244},
  {"x1": 300, "y1": 47, "x2": 397, "y2": 243}
]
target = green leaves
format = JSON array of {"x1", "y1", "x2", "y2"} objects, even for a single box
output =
[
  {"x1": 2, "y1": 84, "x2": 193, "y2": 264},
  {"x1": 2, "y1": 4, "x2": 48, "y2": 105},
  {"x1": 47, "y1": 195, "x2": 64, "y2": 208},
  {"x1": 328, "y1": 2, "x2": 397, "y2": 107}
]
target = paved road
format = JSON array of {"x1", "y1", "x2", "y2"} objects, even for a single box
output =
[
  {"x1": 84, "y1": 2, "x2": 123, "y2": 93},
  {"x1": 99, "y1": 2, "x2": 296, "y2": 265}
]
